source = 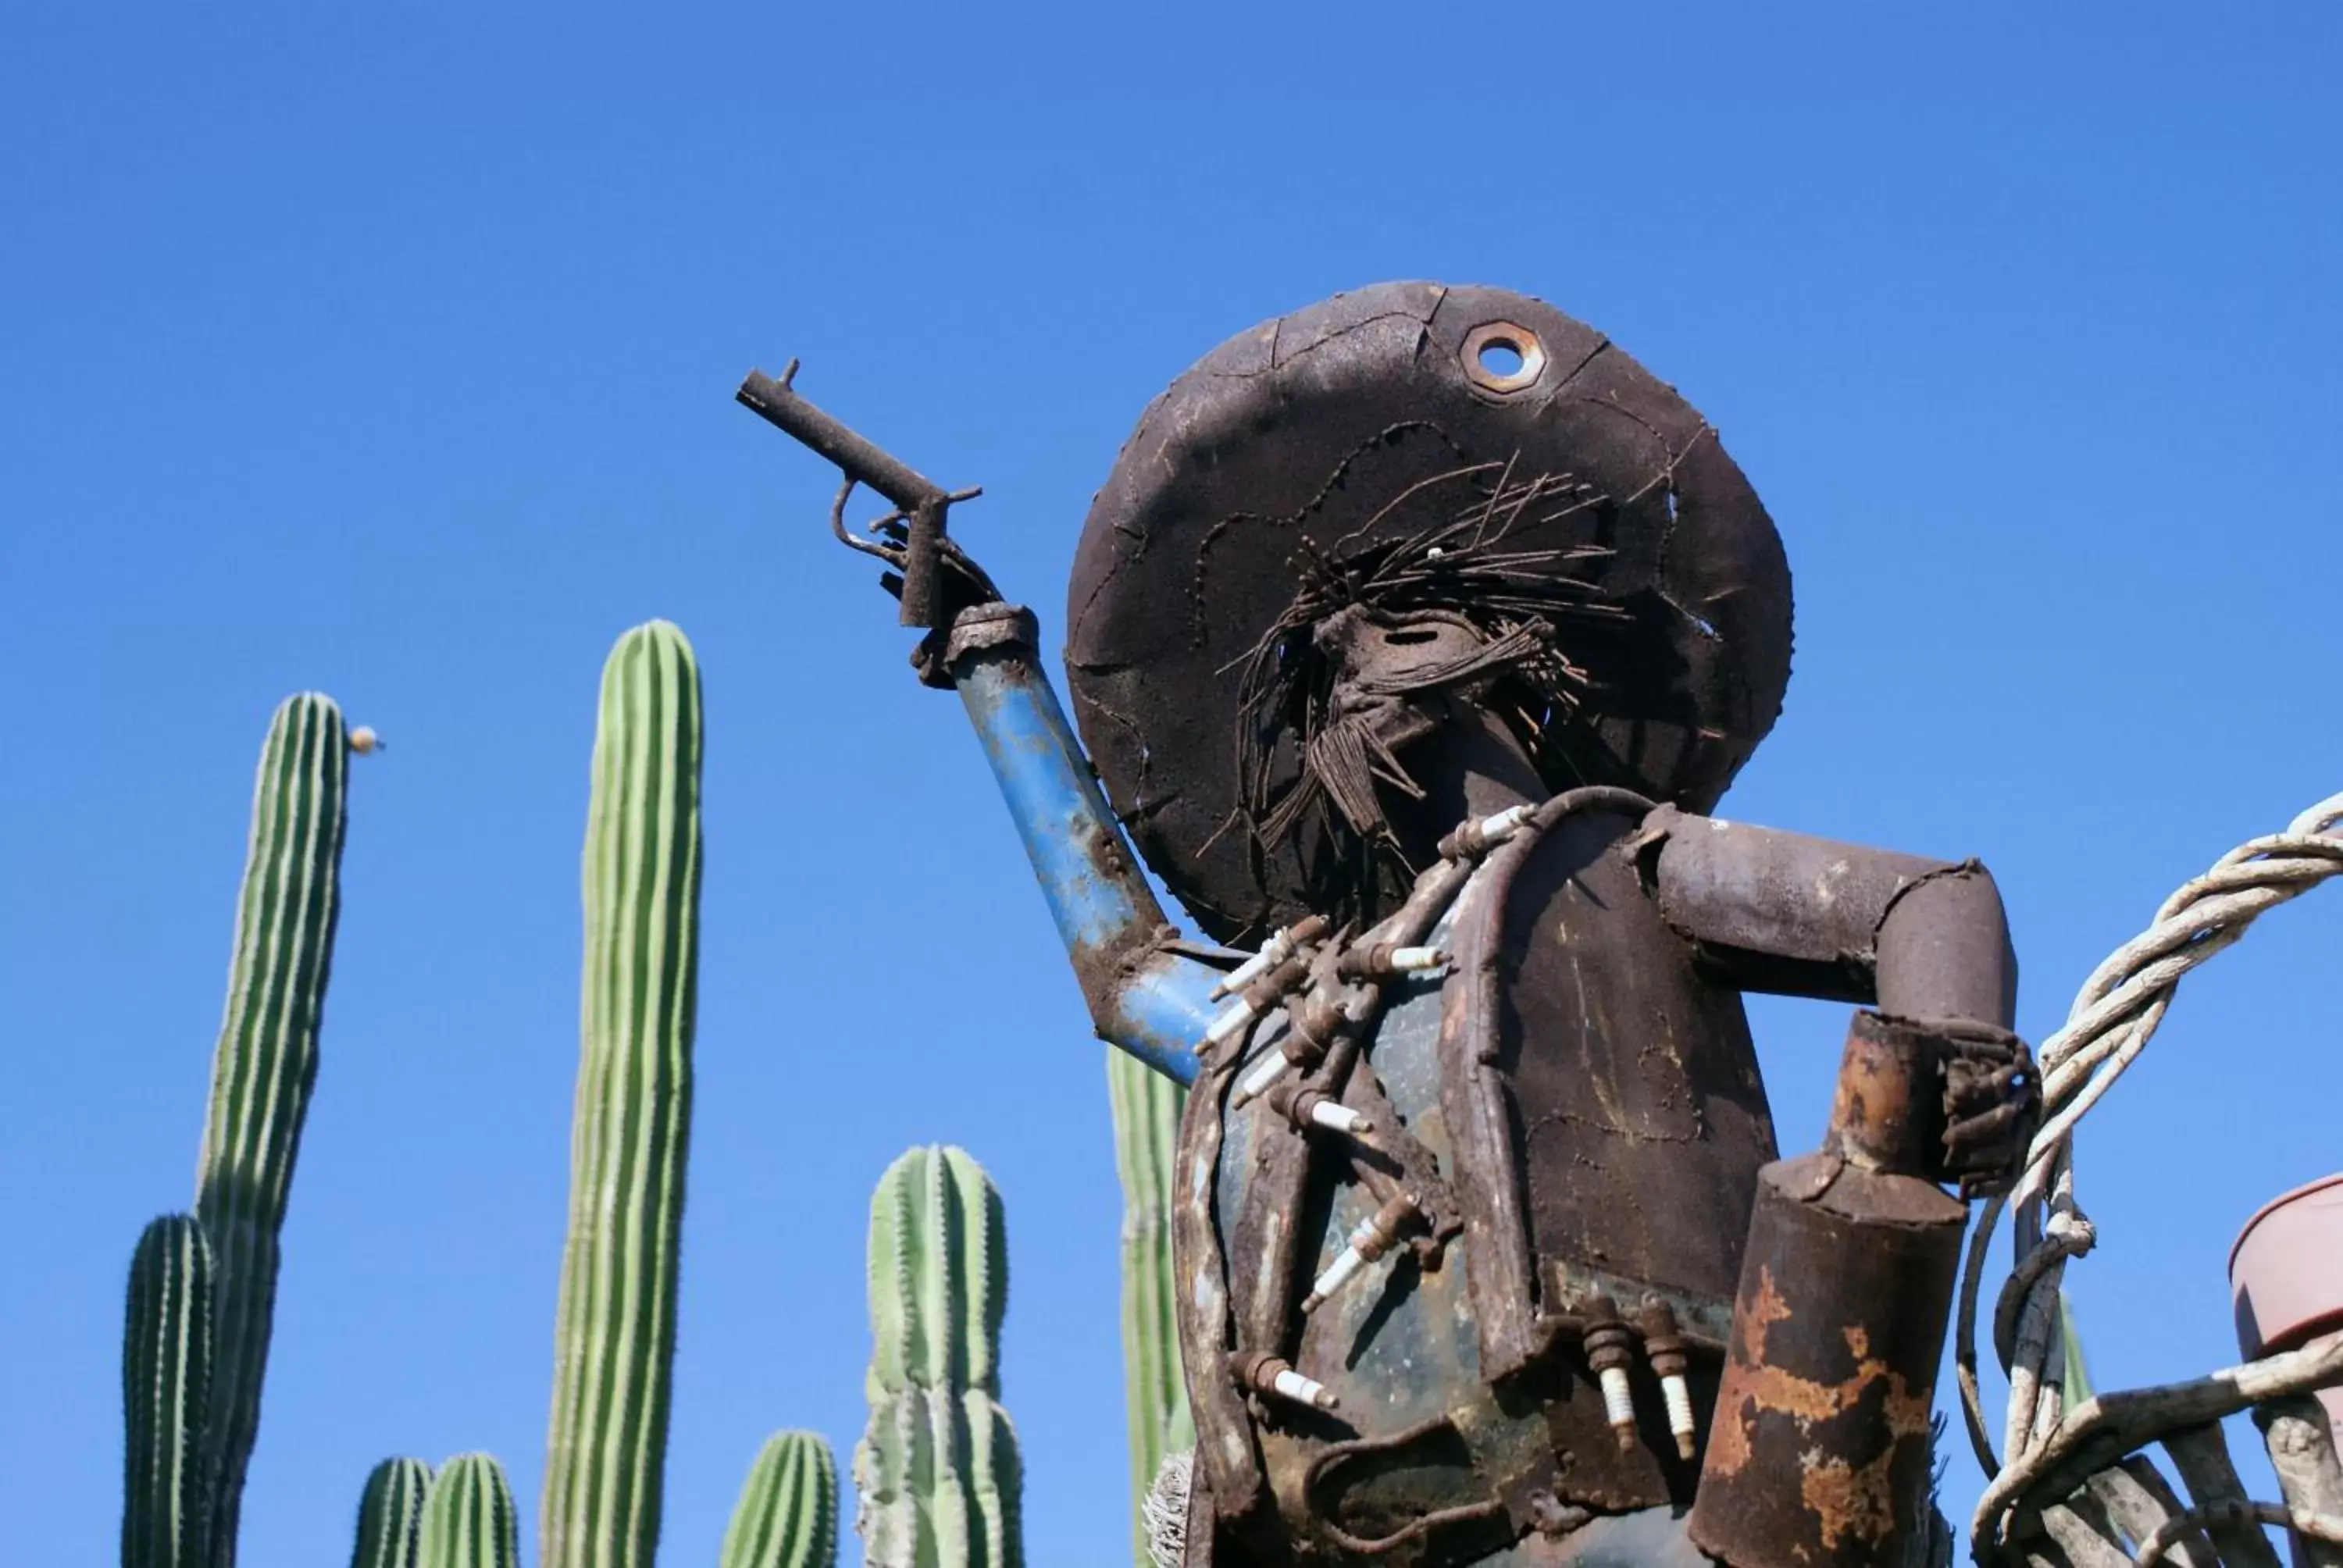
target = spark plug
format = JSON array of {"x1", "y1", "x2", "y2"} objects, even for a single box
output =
[
  {"x1": 1301, "y1": 1193, "x2": 1419, "y2": 1313},
  {"x1": 1264, "y1": 1082, "x2": 1373, "y2": 1139},
  {"x1": 1202, "y1": 951, "x2": 1311, "y2": 1049},
  {"x1": 1639, "y1": 1299, "x2": 1696, "y2": 1460},
  {"x1": 1229, "y1": 987, "x2": 1346, "y2": 1108},
  {"x1": 1582, "y1": 1296, "x2": 1639, "y2": 1452},
  {"x1": 1437, "y1": 803, "x2": 1535, "y2": 861},
  {"x1": 1209, "y1": 915, "x2": 1330, "y2": 1000},
  {"x1": 1337, "y1": 941, "x2": 1449, "y2": 980},
  {"x1": 1232, "y1": 1351, "x2": 1337, "y2": 1412}
]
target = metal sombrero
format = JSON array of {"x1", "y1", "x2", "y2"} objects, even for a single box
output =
[{"x1": 1065, "y1": 282, "x2": 1794, "y2": 943}]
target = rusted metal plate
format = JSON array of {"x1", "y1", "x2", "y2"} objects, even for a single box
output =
[{"x1": 1483, "y1": 805, "x2": 1778, "y2": 1313}]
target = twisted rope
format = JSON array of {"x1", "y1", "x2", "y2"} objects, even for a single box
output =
[
  {"x1": 1962, "y1": 790, "x2": 2343, "y2": 1538},
  {"x1": 2134, "y1": 1501, "x2": 2343, "y2": 1565}
]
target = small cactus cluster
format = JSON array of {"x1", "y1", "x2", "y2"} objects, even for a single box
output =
[
  {"x1": 417, "y1": 1456, "x2": 523, "y2": 1568},
  {"x1": 857, "y1": 1146, "x2": 1023, "y2": 1568},
  {"x1": 721, "y1": 1434, "x2": 839, "y2": 1568},
  {"x1": 114, "y1": 626, "x2": 1072, "y2": 1567},
  {"x1": 349, "y1": 1459, "x2": 431, "y2": 1568}
]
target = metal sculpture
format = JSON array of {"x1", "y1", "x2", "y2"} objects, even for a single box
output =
[{"x1": 741, "y1": 283, "x2": 2042, "y2": 1567}]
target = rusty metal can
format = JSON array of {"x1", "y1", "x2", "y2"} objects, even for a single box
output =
[{"x1": 1685, "y1": 1151, "x2": 1964, "y2": 1568}]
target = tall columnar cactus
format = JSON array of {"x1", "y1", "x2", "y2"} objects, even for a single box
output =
[
  {"x1": 349, "y1": 1458, "x2": 433, "y2": 1568},
  {"x1": 1106, "y1": 1052, "x2": 1194, "y2": 1567},
  {"x1": 123, "y1": 1215, "x2": 216, "y2": 1568},
  {"x1": 855, "y1": 1146, "x2": 1023, "y2": 1568},
  {"x1": 720, "y1": 1433, "x2": 840, "y2": 1568},
  {"x1": 542, "y1": 622, "x2": 703, "y2": 1568},
  {"x1": 191, "y1": 692, "x2": 352, "y2": 1568},
  {"x1": 417, "y1": 1456, "x2": 521, "y2": 1568}
]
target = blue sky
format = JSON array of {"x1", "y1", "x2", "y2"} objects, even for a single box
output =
[{"x1": 4, "y1": 6, "x2": 2338, "y2": 1564}]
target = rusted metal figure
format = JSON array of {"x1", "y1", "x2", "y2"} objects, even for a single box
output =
[{"x1": 743, "y1": 283, "x2": 2041, "y2": 1568}]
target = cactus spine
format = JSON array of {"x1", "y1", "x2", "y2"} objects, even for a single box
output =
[
  {"x1": 191, "y1": 692, "x2": 351, "y2": 1568},
  {"x1": 1106, "y1": 1052, "x2": 1193, "y2": 1566},
  {"x1": 855, "y1": 1146, "x2": 1023, "y2": 1568},
  {"x1": 349, "y1": 1458, "x2": 433, "y2": 1568},
  {"x1": 720, "y1": 1433, "x2": 839, "y2": 1568},
  {"x1": 123, "y1": 1215, "x2": 216, "y2": 1568},
  {"x1": 542, "y1": 622, "x2": 702, "y2": 1568},
  {"x1": 417, "y1": 1456, "x2": 520, "y2": 1568}
]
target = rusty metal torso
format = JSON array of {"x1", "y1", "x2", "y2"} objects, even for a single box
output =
[
  {"x1": 1490, "y1": 810, "x2": 1777, "y2": 1307},
  {"x1": 1192, "y1": 806, "x2": 1778, "y2": 1566}
]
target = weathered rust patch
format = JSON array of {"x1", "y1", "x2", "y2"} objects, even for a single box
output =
[
  {"x1": 1798, "y1": 1443, "x2": 1904, "y2": 1550},
  {"x1": 1725, "y1": 1352, "x2": 1933, "y2": 1436},
  {"x1": 1705, "y1": 1377, "x2": 1755, "y2": 1479},
  {"x1": 1742, "y1": 1265, "x2": 1793, "y2": 1362}
]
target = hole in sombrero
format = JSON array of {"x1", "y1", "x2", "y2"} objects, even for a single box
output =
[
  {"x1": 1385, "y1": 629, "x2": 1438, "y2": 646},
  {"x1": 1476, "y1": 337, "x2": 1525, "y2": 378},
  {"x1": 1461, "y1": 321, "x2": 1544, "y2": 391}
]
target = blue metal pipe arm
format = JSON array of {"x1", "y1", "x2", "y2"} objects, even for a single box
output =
[{"x1": 941, "y1": 604, "x2": 1220, "y2": 1085}]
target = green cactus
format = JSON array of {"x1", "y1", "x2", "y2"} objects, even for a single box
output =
[
  {"x1": 1106, "y1": 1051, "x2": 1193, "y2": 1566},
  {"x1": 720, "y1": 1433, "x2": 839, "y2": 1568},
  {"x1": 2059, "y1": 1290, "x2": 2093, "y2": 1409},
  {"x1": 123, "y1": 1215, "x2": 216, "y2": 1568},
  {"x1": 541, "y1": 622, "x2": 703, "y2": 1568},
  {"x1": 349, "y1": 1458, "x2": 432, "y2": 1568},
  {"x1": 854, "y1": 1145, "x2": 1023, "y2": 1568},
  {"x1": 191, "y1": 690, "x2": 352, "y2": 1568},
  {"x1": 416, "y1": 1456, "x2": 520, "y2": 1568}
]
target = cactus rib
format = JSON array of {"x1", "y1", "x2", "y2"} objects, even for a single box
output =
[
  {"x1": 192, "y1": 692, "x2": 351, "y2": 1568},
  {"x1": 123, "y1": 1215, "x2": 216, "y2": 1568},
  {"x1": 1107, "y1": 1050, "x2": 1193, "y2": 1568},
  {"x1": 542, "y1": 622, "x2": 702, "y2": 1568},
  {"x1": 855, "y1": 1146, "x2": 1023, "y2": 1568},
  {"x1": 349, "y1": 1458, "x2": 433, "y2": 1568},
  {"x1": 720, "y1": 1433, "x2": 840, "y2": 1568},
  {"x1": 417, "y1": 1455, "x2": 520, "y2": 1568}
]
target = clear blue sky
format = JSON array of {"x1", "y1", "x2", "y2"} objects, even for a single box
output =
[{"x1": 5, "y1": 7, "x2": 2338, "y2": 1564}]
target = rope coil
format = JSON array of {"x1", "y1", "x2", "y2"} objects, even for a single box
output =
[{"x1": 1962, "y1": 791, "x2": 2343, "y2": 1540}]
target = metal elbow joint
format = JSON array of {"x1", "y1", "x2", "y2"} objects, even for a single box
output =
[{"x1": 1873, "y1": 857, "x2": 2017, "y2": 1030}]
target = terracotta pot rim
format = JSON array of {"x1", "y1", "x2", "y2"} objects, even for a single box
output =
[{"x1": 2229, "y1": 1170, "x2": 2343, "y2": 1278}]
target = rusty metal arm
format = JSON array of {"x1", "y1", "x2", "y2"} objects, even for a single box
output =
[
  {"x1": 939, "y1": 603, "x2": 1223, "y2": 1084},
  {"x1": 1639, "y1": 805, "x2": 2018, "y2": 1030},
  {"x1": 736, "y1": 366, "x2": 1221, "y2": 1078},
  {"x1": 1665, "y1": 814, "x2": 2033, "y2": 1566}
]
